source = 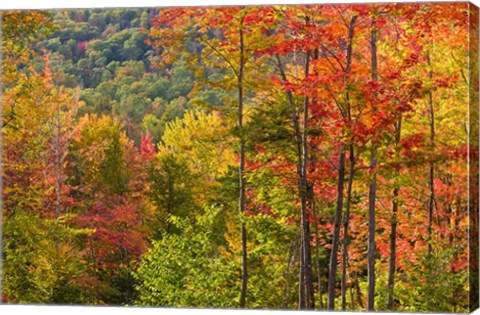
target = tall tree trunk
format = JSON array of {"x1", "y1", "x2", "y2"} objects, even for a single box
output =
[
  {"x1": 426, "y1": 50, "x2": 435, "y2": 256},
  {"x1": 367, "y1": 18, "x2": 378, "y2": 312},
  {"x1": 354, "y1": 271, "x2": 364, "y2": 308},
  {"x1": 313, "y1": 191, "x2": 324, "y2": 309},
  {"x1": 54, "y1": 108, "x2": 62, "y2": 253},
  {"x1": 387, "y1": 114, "x2": 402, "y2": 310},
  {"x1": 55, "y1": 127, "x2": 62, "y2": 220},
  {"x1": 367, "y1": 152, "x2": 377, "y2": 311},
  {"x1": 327, "y1": 148, "x2": 345, "y2": 310},
  {"x1": 283, "y1": 240, "x2": 296, "y2": 308},
  {"x1": 327, "y1": 15, "x2": 357, "y2": 310},
  {"x1": 341, "y1": 145, "x2": 355, "y2": 310},
  {"x1": 0, "y1": 14, "x2": 3, "y2": 305},
  {"x1": 311, "y1": 47, "x2": 323, "y2": 310},
  {"x1": 298, "y1": 240, "x2": 305, "y2": 308},
  {"x1": 275, "y1": 53, "x2": 314, "y2": 310},
  {"x1": 301, "y1": 49, "x2": 315, "y2": 310},
  {"x1": 238, "y1": 16, "x2": 248, "y2": 309}
]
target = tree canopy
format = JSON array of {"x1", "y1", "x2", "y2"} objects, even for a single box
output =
[{"x1": 1, "y1": 4, "x2": 477, "y2": 312}]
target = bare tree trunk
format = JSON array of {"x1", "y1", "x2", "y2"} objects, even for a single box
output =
[
  {"x1": 0, "y1": 14, "x2": 4, "y2": 305},
  {"x1": 283, "y1": 240, "x2": 296, "y2": 308},
  {"x1": 313, "y1": 192, "x2": 324, "y2": 309},
  {"x1": 387, "y1": 115, "x2": 402, "y2": 310},
  {"x1": 327, "y1": 148, "x2": 345, "y2": 310},
  {"x1": 354, "y1": 271, "x2": 364, "y2": 309},
  {"x1": 301, "y1": 49, "x2": 315, "y2": 310},
  {"x1": 341, "y1": 145, "x2": 355, "y2": 310},
  {"x1": 54, "y1": 113, "x2": 62, "y2": 254},
  {"x1": 367, "y1": 18, "x2": 378, "y2": 312},
  {"x1": 238, "y1": 16, "x2": 248, "y2": 309},
  {"x1": 310, "y1": 47, "x2": 323, "y2": 310},
  {"x1": 367, "y1": 149, "x2": 377, "y2": 311},
  {"x1": 55, "y1": 107, "x2": 62, "y2": 220},
  {"x1": 327, "y1": 15, "x2": 357, "y2": 310},
  {"x1": 426, "y1": 50, "x2": 435, "y2": 256},
  {"x1": 48, "y1": 101, "x2": 64, "y2": 254},
  {"x1": 275, "y1": 52, "x2": 314, "y2": 310},
  {"x1": 298, "y1": 240, "x2": 305, "y2": 309}
]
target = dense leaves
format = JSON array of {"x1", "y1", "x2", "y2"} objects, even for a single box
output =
[{"x1": 2, "y1": 3, "x2": 475, "y2": 312}]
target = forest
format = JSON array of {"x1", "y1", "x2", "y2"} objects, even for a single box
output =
[{"x1": 1, "y1": 3, "x2": 478, "y2": 312}]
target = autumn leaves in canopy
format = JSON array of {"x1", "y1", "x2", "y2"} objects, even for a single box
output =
[{"x1": 1, "y1": 2, "x2": 477, "y2": 312}]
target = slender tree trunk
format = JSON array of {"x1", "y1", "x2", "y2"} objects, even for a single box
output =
[
  {"x1": 51, "y1": 104, "x2": 63, "y2": 254},
  {"x1": 341, "y1": 145, "x2": 355, "y2": 310},
  {"x1": 426, "y1": 50, "x2": 435, "y2": 256},
  {"x1": 340, "y1": 16, "x2": 358, "y2": 308},
  {"x1": 55, "y1": 123, "x2": 62, "y2": 254},
  {"x1": 0, "y1": 14, "x2": 4, "y2": 305},
  {"x1": 281, "y1": 53, "x2": 306, "y2": 308},
  {"x1": 387, "y1": 115, "x2": 402, "y2": 310},
  {"x1": 275, "y1": 53, "x2": 314, "y2": 310},
  {"x1": 238, "y1": 17, "x2": 248, "y2": 309},
  {"x1": 283, "y1": 240, "x2": 296, "y2": 308},
  {"x1": 367, "y1": 148, "x2": 377, "y2": 311},
  {"x1": 298, "y1": 240, "x2": 305, "y2": 308},
  {"x1": 327, "y1": 148, "x2": 345, "y2": 310},
  {"x1": 311, "y1": 46, "x2": 323, "y2": 311},
  {"x1": 314, "y1": 192, "x2": 324, "y2": 309},
  {"x1": 54, "y1": 107, "x2": 63, "y2": 220},
  {"x1": 350, "y1": 285, "x2": 355, "y2": 309},
  {"x1": 327, "y1": 15, "x2": 357, "y2": 310},
  {"x1": 301, "y1": 49, "x2": 315, "y2": 310},
  {"x1": 367, "y1": 18, "x2": 378, "y2": 312},
  {"x1": 89, "y1": 238, "x2": 99, "y2": 304},
  {"x1": 354, "y1": 271, "x2": 364, "y2": 308}
]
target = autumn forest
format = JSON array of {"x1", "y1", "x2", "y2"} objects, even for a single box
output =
[{"x1": 1, "y1": 3, "x2": 479, "y2": 312}]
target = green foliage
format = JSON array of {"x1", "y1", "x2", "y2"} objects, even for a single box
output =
[
  {"x1": 243, "y1": 214, "x2": 298, "y2": 308},
  {"x1": 396, "y1": 251, "x2": 468, "y2": 312},
  {"x1": 4, "y1": 5, "x2": 473, "y2": 311},
  {"x1": 33, "y1": 9, "x2": 198, "y2": 144},
  {"x1": 148, "y1": 153, "x2": 198, "y2": 236},
  {"x1": 3, "y1": 210, "x2": 93, "y2": 304},
  {"x1": 133, "y1": 207, "x2": 239, "y2": 307}
]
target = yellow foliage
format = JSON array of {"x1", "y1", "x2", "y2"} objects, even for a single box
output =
[{"x1": 158, "y1": 110, "x2": 235, "y2": 182}]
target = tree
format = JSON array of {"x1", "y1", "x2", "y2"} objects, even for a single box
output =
[
  {"x1": 133, "y1": 207, "x2": 239, "y2": 307},
  {"x1": 148, "y1": 7, "x2": 271, "y2": 307},
  {"x1": 2, "y1": 49, "x2": 91, "y2": 304},
  {"x1": 2, "y1": 4, "x2": 474, "y2": 310}
]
